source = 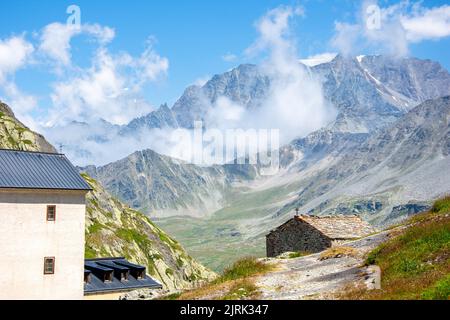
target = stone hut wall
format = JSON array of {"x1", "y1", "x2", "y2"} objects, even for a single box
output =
[{"x1": 266, "y1": 219, "x2": 332, "y2": 257}]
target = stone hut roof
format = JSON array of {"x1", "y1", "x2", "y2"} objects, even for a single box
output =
[
  {"x1": 295, "y1": 215, "x2": 376, "y2": 239},
  {"x1": 268, "y1": 214, "x2": 377, "y2": 240}
]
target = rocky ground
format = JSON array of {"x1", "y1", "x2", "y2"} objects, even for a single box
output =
[{"x1": 255, "y1": 230, "x2": 394, "y2": 299}]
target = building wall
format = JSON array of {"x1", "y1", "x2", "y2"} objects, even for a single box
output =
[
  {"x1": 0, "y1": 189, "x2": 87, "y2": 300},
  {"x1": 266, "y1": 219, "x2": 332, "y2": 257}
]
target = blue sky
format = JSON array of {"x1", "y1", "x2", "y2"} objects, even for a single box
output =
[{"x1": 0, "y1": 0, "x2": 450, "y2": 128}]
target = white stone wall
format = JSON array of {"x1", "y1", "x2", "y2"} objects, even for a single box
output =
[{"x1": 0, "y1": 189, "x2": 86, "y2": 300}]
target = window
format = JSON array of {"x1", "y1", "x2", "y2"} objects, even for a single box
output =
[
  {"x1": 46, "y1": 205, "x2": 56, "y2": 221},
  {"x1": 134, "y1": 270, "x2": 144, "y2": 279},
  {"x1": 44, "y1": 257, "x2": 55, "y2": 275},
  {"x1": 120, "y1": 271, "x2": 129, "y2": 281},
  {"x1": 104, "y1": 271, "x2": 113, "y2": 282}
]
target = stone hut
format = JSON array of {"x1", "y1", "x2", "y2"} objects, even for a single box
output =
[{"x1": 266, "y1": 214, "x2": 376, "y2": 257}]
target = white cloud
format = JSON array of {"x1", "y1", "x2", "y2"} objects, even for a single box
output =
[
  {"x1": 137, "y1": 44, "x2": 169, "y2": 82},
  {"x1": 47, "y1": 49, "x2": 150, "y2": 126},
  {"x1": 43, "y1": 120, "x2": 185, "y2": 167},
  {"x1": 332, "y1": 1, "x2": 450, "y2": 56},
  {"x1": 0, "y1": 36, "x2": 34, "y2": 83},
  {"x1": 3, "y1": 82, "x2": 37, "y2": 114},
  {"x1": 401, "y1": 5, "x2": 450, "y2": 42},
  {"x1": 331, "y1": 22, "x2": 363, "y2": 57},
  {"x1": 206, "y1": 5, "x2": 336, "y2": 146},
  {"x1": 222, "y1": 53, "x2": 237, "y2": 62},
  {"x1": 46, "y1": 38, "x2": 169, "y2": 126},
  {"x1": 0, "y1": 35, "x2": 37, "y2": 127},
  {"x1": 39, "y1": 22, "x2": 115, "y2": 66}
]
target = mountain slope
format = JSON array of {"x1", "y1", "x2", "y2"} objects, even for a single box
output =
[
  {"x1": 277, "y1": 96, "x2": 450, "y2": 224},
  {"x1": 83, "y1": 174, "x2": 215, "y2": 290},
  {"x1": 0, "y1": 100, "x2": 56, "y2": 153},
  {"x1": 342, "y1": 197, "x2": 450, "y2": 300}
]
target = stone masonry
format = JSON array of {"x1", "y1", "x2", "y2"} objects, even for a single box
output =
[{"x1": 266, "y1": 214, "x2": 376, "y2": 257}]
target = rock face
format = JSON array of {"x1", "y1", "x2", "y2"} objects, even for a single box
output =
[
  {"x1": 314, "y1": 55, "x2": 450, "y2": 133},
  {"x1": 82, "y1": 174, "x2": 215, "y2": 290},
  {"x1": 0, "y1": 100, "x2": 56, "y2": 153}
]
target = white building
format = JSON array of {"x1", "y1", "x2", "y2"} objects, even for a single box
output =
[{"x1": 0, "y1": 149, "x2": 91, "y2": 300}]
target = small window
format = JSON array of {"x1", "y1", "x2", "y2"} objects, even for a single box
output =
[
  {"x1": 44, "y1": 257, "x2": 55, "y2": 275},
  {"x1": 120, "y1": 271, "x2": 129, "y2": 281},
  {"x1": 46, "y1": 205, "x2": 56, "y2": 221},
  {"x1": 104, "y1": 271, "x2": 113, "y2": 282},
  {"x1": 136, "y1": 270, "x2": 144, "y2": 279},
  {"x1": 84, "y1": 273, "x2": 91, "y2": 284}
]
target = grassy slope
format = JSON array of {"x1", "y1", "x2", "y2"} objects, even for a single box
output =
[
  {"x1": 355, "y1": 196, "x2": 450, "y2": 300},
  {"x1": 170, "y1": 257, "x2": 274, "y2": 300}
]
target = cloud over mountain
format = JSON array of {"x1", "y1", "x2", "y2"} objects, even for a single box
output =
[{"x1": 332, "y1": 1, "x2": 450, "y2": 56}]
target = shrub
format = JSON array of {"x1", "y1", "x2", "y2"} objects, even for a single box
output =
[
  {"x1": 431, "y1": 196, "x2": 450, "y2": 214},
  {"x1": 217, "y1": 257, "x2": 272, "y2": 283}
]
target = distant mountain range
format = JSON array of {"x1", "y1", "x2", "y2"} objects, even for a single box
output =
[
  {"x1": 78, "y1": 55, "x2": 450, "y2": 220},
  {"x1": 50, "y1": 54, "x2": 450, "y2": 269},
  {"x1": 120, "y1": 54, "x2": 450, "y2": 134},
  {"x1": 48, "y1": 54, "x2": 450, "y2": 164}
]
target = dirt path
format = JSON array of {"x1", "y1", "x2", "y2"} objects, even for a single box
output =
[{"x1": 255, "y1": 229, "x2": 394, "y2": 300}]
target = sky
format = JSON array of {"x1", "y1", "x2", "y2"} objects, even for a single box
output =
[{"x1": 1, "y1": 0, "x2": 450, "y2": 165}]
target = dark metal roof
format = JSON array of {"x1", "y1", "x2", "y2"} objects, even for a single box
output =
[
  {"x1": 84, "y1": 257, "x2": 162, "y2": 294},
  {"x1": 0, "y1": 149, "x2": 91, "y2": 191}
]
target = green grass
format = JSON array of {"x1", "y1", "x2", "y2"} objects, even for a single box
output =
[
  {"x1": 421, "y1": 274, "x2": 450, "y2": 300},
  {"x1": 361, "y1": 196, "x2": 450, "y2": 300},
  {"x1": 286, "y1": 251, "x2": 311, "y2": 259},
  {"x1": 221, "y1": 280, "x2": 259, "y2": 300},
  {"x1": 88, "y1": 221, "x2": 104, "y2": 234},
  {"x1": 431, "y1": 195, "x2": 450, "y2": 214},
  {"x1": 215, "y1": 257, "x2": 273, "y2": 284},
  {"x1": 85, "y1": 246, "x2": 97, "y2": 259},
  {"x1": 158, "y1": 292, "x2": 182, "y2": 300},
  {"x1": 177, "y1": 256, "x2": 273, "y2": 300},
  {"x1": 116, "y1": 228, "x2": 152, "y2": 248}
]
